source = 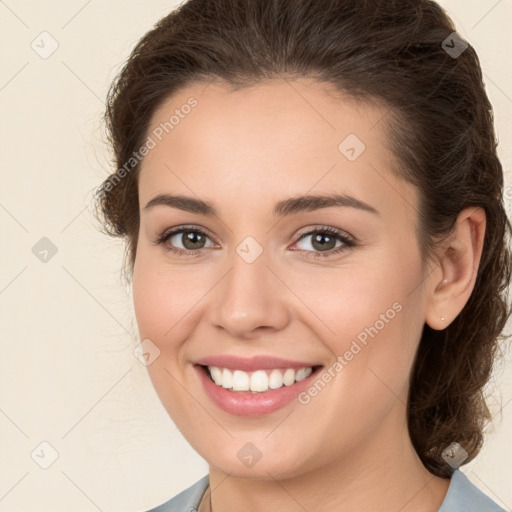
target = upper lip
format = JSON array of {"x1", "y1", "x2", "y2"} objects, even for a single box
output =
[{"x1": 195, "y1": 355, "x2": 322, "y2": 372}]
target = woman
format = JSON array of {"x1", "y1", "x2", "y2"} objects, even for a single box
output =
[{"x1": 95, "y1": 0, "x2": 511, "y2": 510}]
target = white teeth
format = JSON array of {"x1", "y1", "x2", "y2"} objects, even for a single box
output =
[
  {"x1": 250, "y1": 370, "x2": 268, "y2": 392},
  {"x1": 295, "y1": 368, "x2": 310, "y2": 382},
  {"x1": 221, "y1": 368, "x2": 233, "y2": 389},
  {"x1": 209, "y1": 366, "x2": 222, "y2": 385},
  {"x1": 268, "y1": 369, "x2": 283, "y2": 389},
  {"x1": 206, "y1": 366, "x2": 313, "y2": 392},
  {"x1": 283, "y1": 368, "x2": 296, "y2": 386},
  {"x1": 232, "y1": 370, "x2": 250, "y2": 391}
]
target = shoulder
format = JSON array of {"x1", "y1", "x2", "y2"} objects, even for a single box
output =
[
  {"x1": 144, "y1": 474, "x2": 209, "y2": 512},
  {"x1": 438, "y1": 470, "x2": 505, "y2": 512},
  {"x1": 141, "y1": 470, "x2": 506, "y2": 511}
]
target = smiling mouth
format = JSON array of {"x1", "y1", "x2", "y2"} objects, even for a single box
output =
[{"x1": 198, "y1": 364, "x2": 323, "y2": 393}]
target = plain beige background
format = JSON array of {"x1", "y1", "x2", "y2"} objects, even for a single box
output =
[{"x1": 0, "y1": 1, "x2": 511, "y2": 511}]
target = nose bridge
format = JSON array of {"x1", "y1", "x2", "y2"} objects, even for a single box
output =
[{"x1": 209, "y1": 233, "x2": 289, "y2": 337}]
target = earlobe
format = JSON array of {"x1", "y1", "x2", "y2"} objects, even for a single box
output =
[{"x1": 425, "y1": 207, "x2": 486, "y2": 331}]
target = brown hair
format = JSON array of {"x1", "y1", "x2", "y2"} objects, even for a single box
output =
[{"x1": 95, "y1": 0, "x2": 512, "y2": 477}]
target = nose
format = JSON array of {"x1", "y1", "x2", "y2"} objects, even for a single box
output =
[{"x1": 207, "y1": 244, "x2": 290, "y2": 340}]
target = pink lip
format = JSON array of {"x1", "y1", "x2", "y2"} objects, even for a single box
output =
[
  {"x1": 194, "y1": 364, "x2": 322, "y2": 417},
  {"x1": 194, "y1": 355, "x2": 320, "y2": 372}
]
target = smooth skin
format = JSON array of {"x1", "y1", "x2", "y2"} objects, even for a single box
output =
[{"x1": 132, "y1": 78, "x2": 486, "y2": 512}]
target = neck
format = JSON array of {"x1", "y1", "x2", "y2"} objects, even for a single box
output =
[{"x1": 203, "y1": 409, "x2": 450, "y2": 512}]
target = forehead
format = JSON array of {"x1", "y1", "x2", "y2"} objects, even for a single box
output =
[
  {"x1": 138, "y1": 78, "x2": 416, "y2": 221},
  {"x1": 145, "y1": 77, "x2": 388, "y2": 156}
]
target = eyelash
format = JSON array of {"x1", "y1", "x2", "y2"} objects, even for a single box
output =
[{"x1": 152, "y1": 225, "x2": 357, "y2": 259}]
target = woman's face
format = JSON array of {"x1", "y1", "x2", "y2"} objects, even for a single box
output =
[{"x1": 133, "y1": 78, "x2": 435, "y2": 479}]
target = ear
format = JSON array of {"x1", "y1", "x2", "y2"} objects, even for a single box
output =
[{"x1": 425, "y1": 206, "x2": 486, "y2": 330}]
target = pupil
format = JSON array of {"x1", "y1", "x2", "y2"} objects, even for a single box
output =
[
  {"x1": 313, "y1": 233, "x2": 334, "y2": 251},
  {"x1": 184, "y1": 231, "x2": 204, "y2": 249}
]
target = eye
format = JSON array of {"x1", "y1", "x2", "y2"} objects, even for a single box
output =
[
  {"x1": 153, "y1": 226, "x2": 216, "y2": 256},
  {"x1": 153, "y1": 224, "x2": 357, "y2": 259},
  {"x1": 291, "y1": 226, "x2": 356, "y2": 259}
]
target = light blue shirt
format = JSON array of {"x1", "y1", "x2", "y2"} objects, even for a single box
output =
[{"x1": 146, "y1": 470, "x2": 506, "y2": 511}]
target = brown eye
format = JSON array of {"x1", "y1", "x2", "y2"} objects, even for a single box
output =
[
  {"x1": 293, "y1": 226, "x2": 356, "y2": 259},
  {"x1": 176, "y1": 231, "x2": 208, "y2": 250},
  {"x1": 154, "y1": 226, "x2": 215, "y2": 256}
]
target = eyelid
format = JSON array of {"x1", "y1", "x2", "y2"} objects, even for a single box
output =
[
  {"x1": 152, "y1": 224, "x2": 218, "y2": 250},
  {"x1": 293, "y1": 224, "x2": 355, "y2": 242},
  {"x1": 154, "y1": 224, "x2": 216, "y2": 243},
  {"x1": 290, "y1": 225, "x2": 356, "y2": 258},
  {"x1": 154, "y1": 224, "x2": 357, "y2": 258}
]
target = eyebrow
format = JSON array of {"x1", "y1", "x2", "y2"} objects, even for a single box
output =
[{"x1": 144, "y1": 193, "x2": 379, "y2": 217}]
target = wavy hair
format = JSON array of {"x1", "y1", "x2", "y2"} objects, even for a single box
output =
[{"x1": 95, "y1": 0, "x2": 512, "y2": 477}]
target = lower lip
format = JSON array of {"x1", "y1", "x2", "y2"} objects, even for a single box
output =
[{"x1": 194, "y1": 364, "x2": 322, "y2": 417}]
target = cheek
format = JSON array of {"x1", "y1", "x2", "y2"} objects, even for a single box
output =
[
  {"x1": 132, "y1": 248, "x2": 202, "y2": 340},
  {"x1": 132, "y1": 267, "x2": 171, "y2": 339},
  {"x1": 288, "y1": 258, "x2": 418, "y2": 348},
  {"x1": 131, "y1": 253, "x2": 196, "y2": 419},
  {"x1": 299, "y1": 249, "x2": 424, "y2": 389}
]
